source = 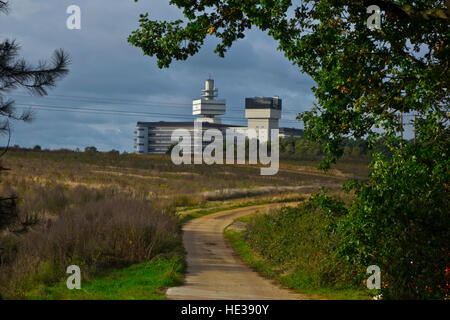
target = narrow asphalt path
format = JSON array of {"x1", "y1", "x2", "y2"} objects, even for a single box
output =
[{"x1": 166, "y1": 202, "x2": 310, "y2": 300}]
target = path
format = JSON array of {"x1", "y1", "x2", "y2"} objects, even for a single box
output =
[{"x1": 166, "y1": 202, "x2": 310, "y2": 300}]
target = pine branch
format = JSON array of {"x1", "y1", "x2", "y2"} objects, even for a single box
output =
[
  {"x1": 0, "y1": 3, "x2": 70, "y2": 146},
  {"x1": 0, "y1": 1, "x2": 8, "y2": 14},
  {"x1": 1, "y1": 45, "x2": 70, "y2": 96}
]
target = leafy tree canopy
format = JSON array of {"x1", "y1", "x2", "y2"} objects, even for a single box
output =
[
  {"x1": 129, "y1": 0, "x2": 449, "y2": 167},
  {"x1": 129, "y1": 0, "x2": 449, "y2": 299}
]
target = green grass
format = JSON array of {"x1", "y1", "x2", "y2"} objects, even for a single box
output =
[
  {"x1": 224, "y1": 229, "x2": 371, "y2": 300},
  {"x1": 235, "y1": 216, "x2": 251, "y2": 223},
  {"x1": 25, "y1": 256, "x2": 184, "y2": 300},
  {"x1": 224, "y1": 229, "x2": 273, "y2": 276},
  {"x1": 179, "y1": 202, "x2": 258, "y2": 224},
  {"x1": 178, "y1": 195, "x2": 306, "y2": 224}
]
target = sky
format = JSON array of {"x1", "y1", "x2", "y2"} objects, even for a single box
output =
[{"x1": 0, "y1": 0, "x2": 317, "y2": 152}]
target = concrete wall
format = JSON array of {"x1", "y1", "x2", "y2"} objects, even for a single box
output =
[{"x1": 134, "y1": 126, "x2": 148, "y2": 154}]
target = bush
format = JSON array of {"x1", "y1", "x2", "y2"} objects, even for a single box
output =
[
  {"x1": 335, "y1": 127, "x2": 449, "y2": 299},
  {"x1": 244, "y1": 199, "x2": 359, "y2": 291},
  {"x1": 173, "y1": 195, "x2": 201, "y2": 207},
  {"x1": 0, "y1": 235, "x2": 18, "y2": 266},
  {"x1": 84, "y1": 146, "x2": 97, "y2": 153},
  {"x1": 18, "y1": 182, "x2": 116, "y2": 211},
  {"x1": 0, "y1": 199, "x2": 182, "y2": 298},
  {"x1": 0, "y1": 197, "x2": 17, "y2": 230}
]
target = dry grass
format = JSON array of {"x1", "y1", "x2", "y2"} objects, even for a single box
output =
[
  {"x1": 0, "y1": 199, "x2": 181, "y2": 299},
  {"x1": 0, "y1": 149, "x2": 370, "y2": 299},
  {"x1": 2, "y1": 149, "x2": 355, "y2": 200}
]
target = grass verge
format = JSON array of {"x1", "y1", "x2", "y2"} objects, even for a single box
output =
[
  {"x1": 25, "y1": 255, "x2": 184, "y2": 300},
  {"x1": 224, "y1": 228, "x2": 370, "y2": 300},
  {"x1": 0, "y1": 199, "x2": 184, "y2": 300},
  {"x1": 178, "y1": 193, "x2": 308, "y2": 224}
]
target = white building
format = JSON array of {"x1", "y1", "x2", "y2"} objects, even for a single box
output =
[
  {"x1": 192, "y1": 78, "x2": 226, "y2": 124},
  {"x1": 245, "y1": 96, "x2": 282, "y2": 142},
  {"x1": 134, "y1": 78, "x2": 302, "y2": 155}
]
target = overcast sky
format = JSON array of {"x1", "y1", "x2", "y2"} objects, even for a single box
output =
[{"x1": 0, "y1": 1, "x2": 316, "y2": 151}]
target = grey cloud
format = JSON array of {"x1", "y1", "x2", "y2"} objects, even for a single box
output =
[{"x1": 1, "y1": 0, "x2": 314, "y2": 151}]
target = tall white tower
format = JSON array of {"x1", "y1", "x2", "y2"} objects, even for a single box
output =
[
  {"x1": 193, "y1": 77, "x2": 226, "y2": 124},
  {"x1": 245, "y1": 96, "x2": 282, "y2": 141}
]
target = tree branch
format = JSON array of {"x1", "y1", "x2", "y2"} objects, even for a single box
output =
[
  {"x1": 0, "y1": 1, "x2": 8, "y2": 14},
  {"x1": 362, "y1": 0, "x2": 449, "y2": 20}
]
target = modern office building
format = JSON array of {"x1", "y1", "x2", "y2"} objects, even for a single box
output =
[
  {"x1": 245, "y1": 96, "x2": 282, "y2": 142},
  {"x1": 134, "y1": 78, "x2": 303, "y2": 155},
  {"x1": 134, "y1": 121, "x2": 243, "y2": 155}
]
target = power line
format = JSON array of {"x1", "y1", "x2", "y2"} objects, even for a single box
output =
[
  {"x1": 15, "y1": 98, "x2": 418, "y2": 128},
  {"x1": 10, "y1": 93, "x2": 192, "y2": 107},
  {"x1": 15, "y1": 103, "x2": 303, "y2": 125},
  {"x1": 16, "y1": 104, "x2": 197, "y2": 120},
  {"x1": 9, "y1": 93, "x2": 304, "y2": 116}
]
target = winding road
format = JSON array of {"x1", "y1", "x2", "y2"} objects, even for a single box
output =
[{"x1": 166, "y1": 202, "x2": 310, "y2": 300}]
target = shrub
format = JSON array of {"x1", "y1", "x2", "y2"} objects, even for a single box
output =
[
  {"x1": 244, "y1": 200, "x2": 359, "y2": 290},
  {"x1": 0, "y1": 197, "x2": 17, "y2": 230},
  {"x1": 0, "y1": 235, "x2": 18, "y2": 266},
  {"x1": 336, "y1": 144, "x2": 449, "y2": 299},
  {"x1": 334, "y1": 121, "x2": 450, "y2": 299},
  {"x1": 173, "y1": 195, "x2": 201, "y2": 207},
  {"x1": 0, "y1": 199, "x2": 182, "y2": 298},
  {"x1": 84, "y1": 146, "x2": 97, "y2": 153}
]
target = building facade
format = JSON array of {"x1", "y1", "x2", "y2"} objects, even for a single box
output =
[
  {"x1": 245, "y1": 96, "x2": 282, "y2": 141},
  {"x1": 134, "y1": 78, "x2": 303, "y2": 155},
  {"x1": 134, "y1": 121, "x2": 242, "y2": 155}
]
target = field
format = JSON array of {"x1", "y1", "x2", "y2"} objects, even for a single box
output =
[{"x1": 0, "y1": 148, "x2": 370, "y2": 299}]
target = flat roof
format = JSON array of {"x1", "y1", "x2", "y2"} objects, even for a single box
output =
[
  {"x1": 279, "y1": 127, "x2": 303, "y2": 132},
  {"x1": 245, "y1": 97, "x2": 282, "y2": 110},
  {"x1": 137, "y1": 121, "x2": 244, "y2": 128}
]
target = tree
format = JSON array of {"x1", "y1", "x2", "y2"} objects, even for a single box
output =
[
  {"x1": 0, "y1": 1, "x2": 70, "y2": 229},
  {"x1": 109, "y1": 149, "x2": 120, "y2": 156},
  {"x1": 0, "y1": 1, "x2": 69, "y2": 141},
  {"x1": 129, "y1": 0, "x2": 448, "y2": 164},
  {"x1": 129, "y1": 1, "x2": 449, "y2": 299},
  {"x1": 84, "y1": 146, "x2": 97, "y2": 153}
]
